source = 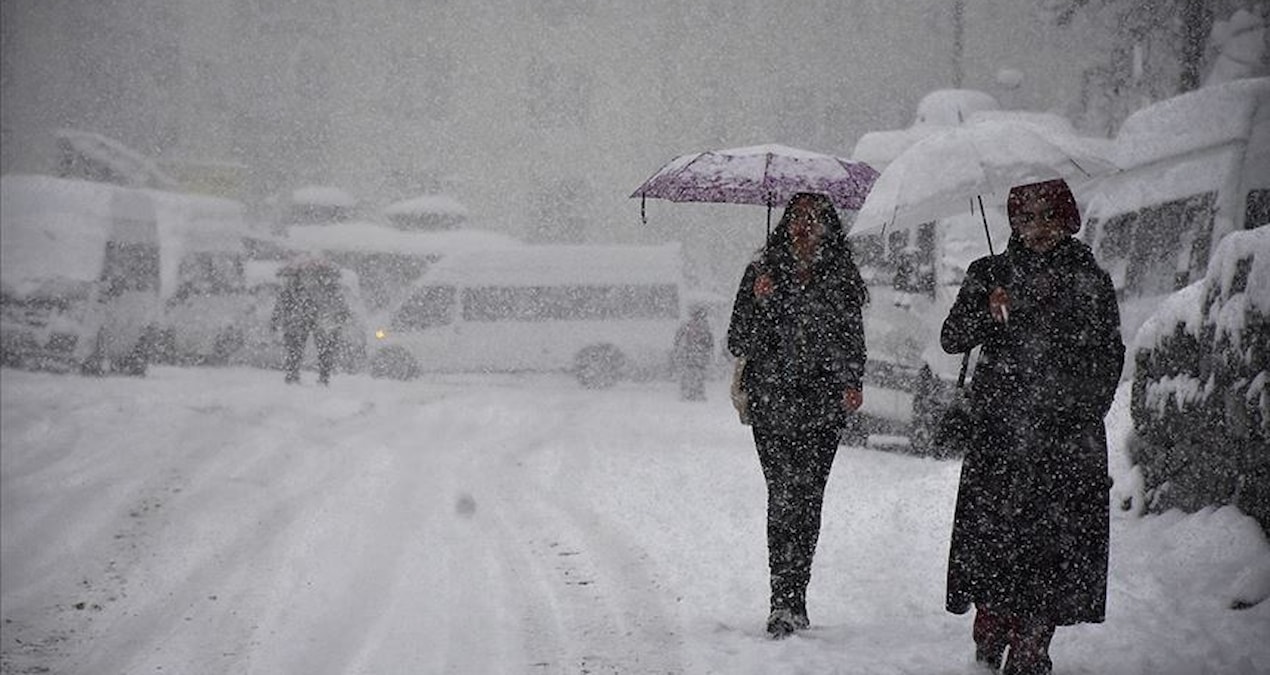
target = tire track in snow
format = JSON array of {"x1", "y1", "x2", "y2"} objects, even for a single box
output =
[
  {"x1": 448, "y1": 388, "x2": 685, "y2": 674},
  {"x1": 56, "y1": 402, "x2": 395, "y2": 673}
]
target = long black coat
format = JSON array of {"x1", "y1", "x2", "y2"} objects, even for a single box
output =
[
  {"x1": 942, "y1": 236, "x2": 1124, "y2": 625},
  {"x1": 728, "y1": 249, "x2": 867, "y2": 435}
]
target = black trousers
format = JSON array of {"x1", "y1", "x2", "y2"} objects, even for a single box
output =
[
  {"x1": 752, "y1": 424, "x2": 839, "y2": 613},
  {"x1": 283, "y1": 326, "x2": 340, "y2": 382}
]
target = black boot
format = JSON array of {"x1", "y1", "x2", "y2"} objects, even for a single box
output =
[{"x1": 765, "y1": 609, "x2": 798, "y2": 639}]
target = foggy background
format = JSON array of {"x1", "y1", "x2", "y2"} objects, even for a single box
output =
[{"x1": 0, "y1": 0, "x2": 1260, "y2": 291}]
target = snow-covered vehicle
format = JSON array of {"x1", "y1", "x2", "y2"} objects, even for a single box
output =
[
  {"x1": 283, "y1": 185, "x2": 358, "y2": 227},
  {"x1": 1, "y1": 174, "x2": 259, "y2": 371},
  {"x1": 383, "y1": 194, "x2": 469, "y2": 231},
  {"x1": 1129, "y1": 225, "x2": 1268, "y2": 533},
  {"x1": 148, "y1": 192, "x2": 255, "y2": 366},
  {"x1": 1, "y1": 176, "x2": 161, "y2": 375},
  {"x1": 284, "y1": 220, "x2": 523, "y2": 313},
  {"x1": 1083, "y1": 77, "x2": 1270, "y2": 340},
  {"x1": 370, "y1": 243, "x2": 687, "y2": 387},
  {"x1": 227, "y1": 260, "x2": 369, "y2": 375}
]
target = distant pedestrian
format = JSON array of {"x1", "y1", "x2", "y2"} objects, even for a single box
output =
[
  {"x1": 673, "y1": 305, "x2": 714, "y2": 401},
  {"x1": 271, "y1": 257, "x2": 350, "y2": 385},
  {"x1": 727, "y1": 191, "x2": 869, "y2": 639},
  {"x1": 941, "y1": 178, "x2": 1124, "y2": 675}
]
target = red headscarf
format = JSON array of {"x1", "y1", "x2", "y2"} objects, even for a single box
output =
[{"x1": 1007, "y1": 178, "x2": 1081, "y2": 235}]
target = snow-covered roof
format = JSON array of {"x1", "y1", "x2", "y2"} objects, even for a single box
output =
[
  {"x1": 383, "y1": 195, "x2": 469, "y2": 217},
  {"x1": 1115, "y1": 78, "x2": 1269, "y2": 169},
  {"x1": 913, "y1": 89, "x2": 1000, "y2": 126},
  {"x1": 418, "y1": 243, "x2": 684, "y2": 288},
  {"x1": 291, "y1": 185, "x2": 357, "y2": 208},
  {"x1": 285, "y1": 220, "x2": 522, "y2": 257}
]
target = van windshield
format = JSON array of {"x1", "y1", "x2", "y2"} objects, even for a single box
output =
[
  {"x1": 461, "y1": 284, "x2": 679, "y2": 322},
  {"x1": 393, "y1": 285, "x2": 456, "y2": 330}
]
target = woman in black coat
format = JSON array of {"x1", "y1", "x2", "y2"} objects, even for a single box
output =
[
  {"x1": 941, "y1": 179, "x2": 1124, "y2": 675},
  {"x1": 727, "y1": 192, "x2": 868, "y2": 639}
]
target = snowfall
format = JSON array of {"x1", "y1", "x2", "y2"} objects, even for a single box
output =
[{"x1": 2, "y1": 363, "x2": 1268, "y2": 675}]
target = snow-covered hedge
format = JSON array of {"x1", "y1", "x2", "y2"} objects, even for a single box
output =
[{"x1": 1129, "y1": 226, "x2": 1269, "y2": 532}]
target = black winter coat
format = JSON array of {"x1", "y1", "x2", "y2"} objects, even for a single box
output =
[
  {"x1": 271, "y1": 273, "x2": 350, "y2": 335},
  {"x1": 728, "y1": 250, "x2": 867, "y2": 435},
  {"x1": 942, "y1": 236, "x2": 1124, "y2": 625}
]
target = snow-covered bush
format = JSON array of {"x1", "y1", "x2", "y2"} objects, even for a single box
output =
[{"x1": 1129, "y1": 226, "x2": 1269, "y2": 532}]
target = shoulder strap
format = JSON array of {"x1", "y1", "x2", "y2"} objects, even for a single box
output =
[{"x1": 955, "y1": 350, "x2": 972, "y2": 388}]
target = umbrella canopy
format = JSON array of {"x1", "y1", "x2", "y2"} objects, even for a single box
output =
[
  {"x1": 849, "y1": 120, "x2": 1117, "y2": 239},
  {"x1": 631, "y1": 144, "x2": 879, "y2": 217}
]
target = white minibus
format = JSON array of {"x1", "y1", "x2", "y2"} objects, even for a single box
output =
[
  {"x1": 370, "y1": 243, "x2": 686, "y2": 387},
  {"x1": 1083, "y1": 77, "x2": 1269, "y2": 339}
]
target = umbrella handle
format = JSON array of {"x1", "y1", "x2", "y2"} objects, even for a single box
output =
[
  {"x1": 978, "y1": 195, "x2": 995, "y2": 256},
  {"x1": 766, "y1": 195, "x2": 773, "y2": 238}
]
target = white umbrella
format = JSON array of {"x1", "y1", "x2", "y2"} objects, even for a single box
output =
[{"x1": 849, "y1": 119, "x2": 1117, "y2": 247}]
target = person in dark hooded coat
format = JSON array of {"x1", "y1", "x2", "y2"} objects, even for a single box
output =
[
  {"x1": 727, "y1": 191, "x2": 868, "y2": 639},
  {"x1": 941, "y1": 179, "x2": 1124, "y2": 675}
]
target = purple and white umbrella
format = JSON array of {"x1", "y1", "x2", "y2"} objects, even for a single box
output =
[{"x1": 631, "y1": 144, "x2": 879, "y2": 228}]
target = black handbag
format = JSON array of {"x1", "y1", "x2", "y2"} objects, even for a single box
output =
[{"x1": 933, "y1": 351, "x2": 977, "y2": 458}]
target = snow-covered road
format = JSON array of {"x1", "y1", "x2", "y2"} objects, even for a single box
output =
[{"x1": 2, "y1": 366, "x2": 1267, "y2": 674}]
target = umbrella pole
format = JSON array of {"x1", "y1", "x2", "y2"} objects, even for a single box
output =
[
  {"x1": 766, "y1": 198, "x2": 772, "y2": 238},
  {"x1": 641, "y1": 195, "x2": 647, "y2": 225},
  {"x1": 978, "y1": 195, "x2": 995, "y2": 256}
]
